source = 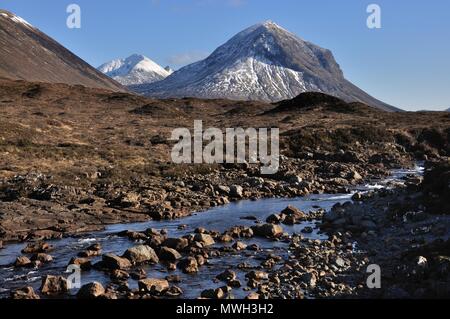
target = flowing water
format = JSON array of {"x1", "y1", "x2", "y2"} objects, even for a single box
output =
[{"x1": 0, "y1": 165, "x2": 424, "y2": 299}]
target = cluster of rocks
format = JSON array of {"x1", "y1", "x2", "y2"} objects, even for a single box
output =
[{"x1": 14, "y1": 242, "x2": 54, "y2": 268}]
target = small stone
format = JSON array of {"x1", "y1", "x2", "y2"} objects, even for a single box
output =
[
  {"x1": 232, "y1": 241, "x2": 247, "y2": 251},
  {"x1": 230, "y1": 185, "x2": 244, "y2": 198},
  {"x1": 251, "y1": 224, "x2": 283, "y2": 238},
  {"x1": 158, "y1": 247, "x2": 182, "y2": 262},
  {"x1": 417, "y1": 256, "x2": 428, "y2": 268},
  {"x1": 40, "y1": 275, "x2": 68, "y2": 295},
  {"x1": 10, "y1": 287, "x2": 40, "y2": 299},
  {"x1": 201, "y1": 288, "x2": 225, "y2": 299},
  {"x1": 122, "y1": 245, "x2": 159, "y2": 265},
  {"x1": 335, "y1": 257, "x2": 346, "y2": 268},
  {"x1": 193, "y1": 234, "x2": 215, "y2": 246},
  {"x1": 300, "y1": 272, "x2": 317, "y2": 288},
  {"x1": 162, "y1": 238, "x2": 189, "y2": 251},
  {"x1": 68, "y1": 257, "x2": 92, "y2": 271},
  {"x1": 102, "y1": 254, "x2": 132, "y2": 270},
  {"x1": 77, "y1": 282, "x2": 105, "y2": 299},
  {"x1": 178, "y1": 257, "x2": 199, "y2": 274},
  {"x1": 138, "y1": 278, "x2": 169, "y2": 294},
  {"x1": 165, "y1": 286, "x2": 183, "y2": 297},
  {"x1": 216, "y1": 269, "x2": 237, "y2": 282},
  {"x1": 111, "y1": 269, "x2": 130, "y2": 281},
  {"x1": 14, "y1": 256, "x2": 32, "y2": 268},
  {"x1": 246, "y1": 271, "x2": 268, "y2": 281}
]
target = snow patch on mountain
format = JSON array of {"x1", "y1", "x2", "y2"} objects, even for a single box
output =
[
  {"x1": 1, "y1": 11, "x2": 34, "y2": 29},
  {"x1": 98, "y1": 54, "x2": 170, "y2": 86}
]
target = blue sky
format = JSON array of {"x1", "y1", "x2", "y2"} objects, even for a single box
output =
[{"x1": 1, "y1": 0, "x2": 449, "y2": 111}]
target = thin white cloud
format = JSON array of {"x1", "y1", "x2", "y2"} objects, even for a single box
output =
[{"x1": 167, "y1": 51, "x2": 209, "y2": 66}]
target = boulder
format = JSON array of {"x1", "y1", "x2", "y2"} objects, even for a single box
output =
[
  {"x1": 40, "y1": 275, "x2": 68, "y2": 295},
  {"x1": 165, "y1": 286, "x2": 183, "y2": 297},
  {"x1": 230, "y1": 185, "x2": 244, "y2": 198},
  {"x1": 251, "y1": 224, "x2": 283, "y2": 238},
  {"x1": 102, "y1": 254, "x2": 132, "y2": 270},
  {"x1": 138, "y1": 278, "x2": 169, "y2": 294},
  {"x1": 10, "y1": 287, "x2": 40, "y2": 299},
  {"x1": 246, "y1": 271, "x2": 268, "y2": 281},
  {"x1": 162, "y1": 238, "x2": 189, "y2": 251},
  {"x1": 178, "y1": 257, "x2": 199, "y2": 274},
  {"x1": 216, "y1": 269, "x2": 236, "y2": 282},
  {"x1": 201, "y1": 288, "x2": 225, "y2": 299},
  {"x1": 193, "y1": 233, "x2": 215, "y2": 246},
  {"x1": 158, "y1": 247, "x2": 182, "y2": 261},
  {"x1": 14, "y1": 256, "x2": 32, "y2": 268},
  {"x1": 281, "y1": 205, "x2": 307, "y2": 219},
  {"x1": 217, "y1": 185, "x2": 231, "y2": 195},
  {"x1": 77, "y1": 282, "x2": 105, "y2": 299},
  {"x1": 110, "y1": 269, "x2": 130, "y2": 281},
  {"x1": 123, "y1": 245, "x2": 159, "y2": 265},
  {"x1": 68, "y1": 257, "x2": 92, "y2": 271},
  {"x1": 232, "y1": 241, "x2": 247, "y2": 251}
]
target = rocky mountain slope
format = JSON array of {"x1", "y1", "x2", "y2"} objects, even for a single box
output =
[
  {"x1": 133, "y1": 21, "x2": 398, "y2": 111},
  {"x1": 0, "y1": 10, "x2": 124, "y2": 91},
  {"x1": 98, "y1": 54, "x2": 172, "y2": 86}
]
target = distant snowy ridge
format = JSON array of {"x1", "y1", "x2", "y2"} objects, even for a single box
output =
[{"x1": 98, "y1": 54, "x2": 171, "y2": 86}]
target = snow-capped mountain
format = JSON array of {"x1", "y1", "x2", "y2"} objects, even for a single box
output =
[
  {"x1": 133, "y1": 21, "x2": 396, "y2": 111},
  {"x1": 98, "y1": 54, "x2": 171, "y2": 86}
]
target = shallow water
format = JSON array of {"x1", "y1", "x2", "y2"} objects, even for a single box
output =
[{"x1": 0, "y1": 165, "x2": 424, "y2": 299}]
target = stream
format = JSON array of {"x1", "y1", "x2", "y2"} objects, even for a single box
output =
[{"x1": 0, "y1": 165, "x2": 424, "y2": 299}]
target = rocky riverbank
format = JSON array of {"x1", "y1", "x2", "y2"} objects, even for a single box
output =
[
  {"x1": 5, "y1": 160, "x2": 448, "y2": 300},
  {"x1": 264, "y1": 159, "x2": 450, "y2": 299}
]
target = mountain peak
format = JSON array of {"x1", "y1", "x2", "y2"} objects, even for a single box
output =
[
  {"x1": 132, "y1": 22, "x2": 397, "y2": 111},
  {"x1": 98, "y1": 54, "x2": 170, "y2": 86},
  {"x1": 259, "y1": 20, "x2": 278, "y2": 28}
]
